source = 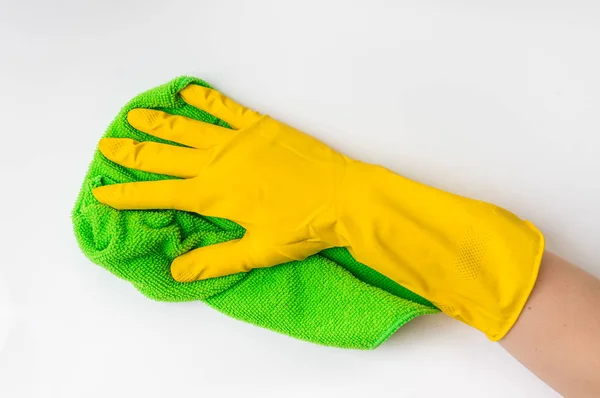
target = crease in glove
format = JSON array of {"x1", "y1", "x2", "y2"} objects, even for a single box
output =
[{"x1": 72, "y1": 76, "x2": 439, "y2": 350}]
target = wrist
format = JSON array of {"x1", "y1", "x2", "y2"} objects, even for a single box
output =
[{"x1": 333, "y1": 159, "x2": 545, "y2": 341}]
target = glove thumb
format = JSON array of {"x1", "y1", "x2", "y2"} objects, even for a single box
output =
[{"x1": 170, "y1": 237, "x2": 279, "y2": 282}]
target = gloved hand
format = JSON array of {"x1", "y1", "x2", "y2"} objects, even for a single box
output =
[{"x1": 93, "y1": 84, "x2": 544, "y2": 341}]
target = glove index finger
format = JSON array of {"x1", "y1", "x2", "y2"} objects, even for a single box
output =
[
  {"x1": 179, "y1": 84, "x2": 262, "y2": 130},
  {"x1": 92, "y1": 180, "x2": 194, "y2": 212}
]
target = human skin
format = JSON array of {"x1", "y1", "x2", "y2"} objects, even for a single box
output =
[{"x1": 500, "y1": 252, "x2": 600, "y2": 397}]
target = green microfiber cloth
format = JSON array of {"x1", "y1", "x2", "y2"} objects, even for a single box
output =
[{"x1": 72, "y1": 76, "x2": 439, "y2": 349}]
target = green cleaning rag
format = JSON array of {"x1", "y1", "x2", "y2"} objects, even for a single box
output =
[{"x1": 72, "y1": 76, "x2": 439, "y2": 349}]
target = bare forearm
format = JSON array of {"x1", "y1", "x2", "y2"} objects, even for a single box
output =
[{"x1": 500, "y1": 252, "x2": 600, "y2": 397}]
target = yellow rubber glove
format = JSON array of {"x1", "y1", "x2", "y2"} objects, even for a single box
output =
[{"x1": 93, "y1": 84, "x2": 544, "y2": 341}]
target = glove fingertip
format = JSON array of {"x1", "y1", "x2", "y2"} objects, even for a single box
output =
[{"x1": 171, "y1": 256, "x2": 202, "y2": 283}]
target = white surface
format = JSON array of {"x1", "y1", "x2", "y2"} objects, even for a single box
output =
[{"x1": 1, "y1": 0, "x2": 599, "y2": 397}]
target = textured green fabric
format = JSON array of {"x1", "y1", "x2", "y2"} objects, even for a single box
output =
[{"x1": 72, "y1": 76, "x2": 439, "y2": 349}]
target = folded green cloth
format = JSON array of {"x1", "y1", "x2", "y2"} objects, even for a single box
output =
[{"x1": 72, "y1": 76, "x2": 439, "y2": 349}]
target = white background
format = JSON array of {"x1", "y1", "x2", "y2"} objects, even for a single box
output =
[{"x1": 1, "y1": 0, "x2": 599, "y2": 397}]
